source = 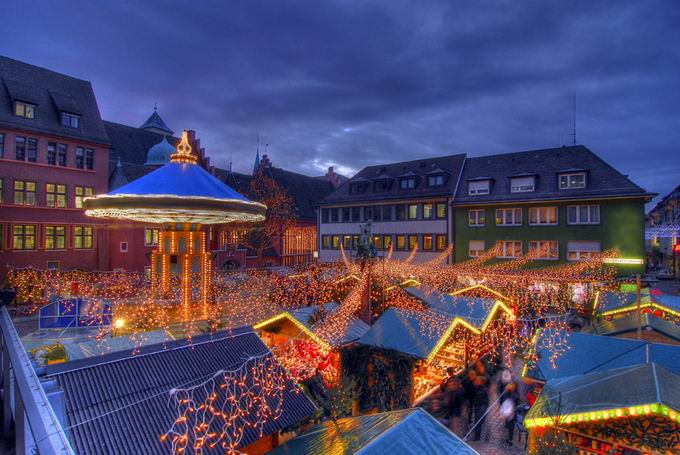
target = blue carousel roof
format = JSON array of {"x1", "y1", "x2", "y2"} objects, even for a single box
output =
[{"x1": 144, "y1": 135, "x2": 175, "y2": 166}]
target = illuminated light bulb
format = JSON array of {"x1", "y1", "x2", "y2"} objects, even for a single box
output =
[{"x1": 114, "y1": 318, "x2": 125, "y2": 329}]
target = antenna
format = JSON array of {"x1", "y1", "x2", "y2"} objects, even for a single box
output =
[
  {"x1": 265, "y1": 143, "x2": 269, "y2": 154},
  {"x1": 154, "y1": 101, "x2": 158, "y2": 112},
  {"x1": 571, "y1": 92, "x2": 577, "y2": 145},
  {"x1": 256, "y1": 129, "x2": 260, "y2": 155}
]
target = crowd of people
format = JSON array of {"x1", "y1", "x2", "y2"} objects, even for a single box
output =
[{"x1": 425, "y1": 358, "x2": 536, "y2": 447}]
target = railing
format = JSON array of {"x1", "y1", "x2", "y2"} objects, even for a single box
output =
[{"x1": 0, "y1": 306, "x2": 74, "y2": 454}]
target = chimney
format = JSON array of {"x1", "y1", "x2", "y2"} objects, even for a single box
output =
[
  {"x1": 324, "y1": 166, "x2": 343, "y2": 189},
  {"x1": 260, "y1": 154, "x2": 272, "y2": 169}
]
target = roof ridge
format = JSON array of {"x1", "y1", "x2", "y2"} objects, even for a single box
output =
[{"x1": 0, "y1": 54, "x2": 92, "y2": 84}]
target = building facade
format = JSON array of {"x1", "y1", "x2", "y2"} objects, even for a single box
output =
[
  {"x1": 452, "y1": 146, "x2": 652, "y2": 273},
  {"x1": 0, "y1": 56, "x2": 110, "y2": 275},
  {"x1": 317, "y1": 154, "x2": 466, "y2": 263},
  {"x1": 646, "y1": 184, "x2": 680, "y2": 277}
]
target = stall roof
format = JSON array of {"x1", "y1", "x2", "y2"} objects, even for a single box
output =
[
  {"x1": 589, "y1": 313, "x2": 680, "y2": 343},
  {"x1": 525, "y1": 362, "x2": 680, "y2": 428},
  {"x1": 523, "y1": 330, "x2": 680, "y2": 382},
  {"x1": 269, "y1": 408, "x2": 478, "y2": 455},
  {"x1": 595, "y1": 291, "x2": 680, "y2": 317}
]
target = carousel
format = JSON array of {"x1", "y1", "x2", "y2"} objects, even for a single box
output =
[{"x1": 84, "y1": 131, "x2": 266, "y2": 309}]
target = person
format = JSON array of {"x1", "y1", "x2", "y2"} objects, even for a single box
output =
[
  {"x1": 439, "y1": 366, "x2": 456, "y2": 392},
  {"x1": 501, "y1": 382, "x2": 519, "y2": 444},
  {"x1": 443, "y1": 374, "x2": 464, "y2": 418},
  {"x1": 471, "y1": 376, "x2": 489, "y2": 441},
  {"x1": 462, "y1": 369, "x2": 477, "y2": 423}
]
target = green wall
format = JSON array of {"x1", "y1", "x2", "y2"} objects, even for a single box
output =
[{"x1": 453, "y1": 198, "x2": 646, "y2": 275}]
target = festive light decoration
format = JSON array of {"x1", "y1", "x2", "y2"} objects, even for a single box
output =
[
  {"x1": 525, "y1": 403, "x2": 680, "y2": 428},
  {"x1": 599, "y1": 302, "x2": 680, "y2": 318},
  {"x1": 602, "y1": 257, "x2": 644, "y2": 265}
]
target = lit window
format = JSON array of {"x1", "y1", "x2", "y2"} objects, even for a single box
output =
[
  {"x1": 13, "y1": 225, "x2": 36, "y2": 250},
  {"x1": 408, "y1": 204, "x2": 418, "y2": 220},
  {"x1": 436, "y1": 234, "x2": 447, "y2": 251},
  {"x1": 468, "y1": 180, "x2": 490, "y2": 195},
  {"x1": 144, "y1": 227, "x2": 160, "y2": 246},
  {"x1": 321, "y1": 235, "x2": 330, "y2": 249},
  {"x1": 567, "y1": 241, "x2": 600, "y2": 261},
  {"x1": 469, "y1": 209, "x2": 485, "y2": 227},
  {"x1": 496, "y1": 240, "x2": 522, "y2": 258},
  {"x1": 383, "y1": 235, "x2": 393, "y2": 250},
  {"x1": 396, "y1": 235, "x2": 407, "y2": 250},
  {"x1": 61, "y1": 112, "x2": 80, "y2": 128},
  {"x1": 74, "y1": 226, "x2": 93, "y2": 249},
  {"x1": 373, "y1": 235, "x2": 383, "y2": 250},
  {"x1": 343, "y1": 235, "x2": 352, "y2": 250},
  {"x1": 510, "y1": 176, "x2": 535, "y2": 193},
  {"x1": 559, "y1": 173, "x2": 586, "y2": 189},
  {"x1": 428, "y1": 175, "x2": 444, "y2": 187},
  {"x1": 46, "y1": 184, "x2": 67, "y2": 208},
  {"x1": 529, "y1": 207, "x2": 558, "y2": 225},
  {"x1": 529, "y1": 240, "x2": 558, "y2": 260},
  {"x1": 75, "y1": 186, "x2": 93, "y2": 209},
  {"x1": 45, "y1": 226, "x2": 66, "y2": 249},
  {"x1": 400, "y1": 178, "x2": 416, "y2": 190},
  {"x1": 435, "y1": 203, "x2": 447, "y2": 219},
  {"x1": 13, "y1": 180, "x2": 36, "y2": 206},
  {"x1": 422, "y1": 234, "x2": 433, "y2": 250},
  {"x1": 423, "y1": 203, "x2": 433, "y2": 219},
  {"x1": 331, "y1": 235, "x2": 340, "y2": 249},
  {"x1": 469, "y1": 240, "x2": 485, "y2": 258},
  {"x1": 567, "y1": 205, "x2": 600, "y2": 225},
  {"x1": 495, "y1": 208, "x2": 522, "y2": 226},
  {"x1": 408, "y1": 235, "x2": 419, "y2": 251},
  {"x1": 14, "y1": 101, "x2": 35, "y2": 119}
]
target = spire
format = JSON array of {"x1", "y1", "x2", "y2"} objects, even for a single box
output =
[
  {"x1": 140, "y1": 105, "x2": 174, "y2": 135},
  {"x1": 253, "y1": 132, "x2": 260, "y2": 175}
]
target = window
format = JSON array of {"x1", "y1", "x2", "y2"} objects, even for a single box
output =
[
  {"x1": 469, "y1": 240, "x2": 485, "y2": 258},
  {"x1": 400, "y1": 178, "x2": 416, "y2": 190},
  {"x1": 46, "y1": 184, "x2": 67, "y2": 208},
  {"x1": 382, "y1": 205, "x2": 393, "y2": 221},
  {"x1": 396, "y1": 205, "x2": 406, "y2": 221},
  {"x1": 13, "y1": 225, "x2": 36, "y2": 250},
  {"x1": 62, "y1": 112, "x2": 80, "y2": 128},
  {"x1": 321, "y1": 235, "x2": 330, "y2": 249},
  {"x1": 510, "y1": 176, "x2": 535, "y2": 193},
  {"x1": 435, "y1": 203, "x2": 447, "y2": 219},
  {"x1": 321, "y1": 208, "x2": 329, "y2": 223},
  {"x1": 331, "y1": 235, "x2": 340, "y2": 249},
  {"x1": 529, "y1": 207, "x2": 558, "y2": 225},
  {"x1": 468, "y1": 180, "x2": 490, "y2": 195},
  {"x1": 436, "y1": 235, "x2": 447, "y2": 251},
  {"x1": 343, "y1": 235, "x2": 352, "y2": 250},
  {"x1": 350, "y1": 182, "x2": 367, "y2": 194},
  {"x1": 0, "y1": 178, "x2": 3, "y2": 204},
  {"x1": 352, "y1": 235, "x2": 360, "y2": 249},
  {"x1": 15, "y1": 136, "x2": 26, "y2": 160},
  {"x1": 120, "y1": 241, "x2": 128, "y2": 252},
  {"x1": 85, "y1": 149, "x2": 94, "y2": 170},
  {"x1": 374, "y1": 179, "x2": 391, "y2": 192},
  {"x1": 364, "y1": 206, "x2": 373, "y2": 221},
  {"x1": 145, "y1": 227, "x2": 160, "y2": 246},
  {"x1": 14, "y1": 180, "x2": 36, "y2": 206},
  {"x1": 342, "y1": 207, "x2": 351, "y2": 222},
  {"x1": 529, "y1": 240, "x2": 558, "y2": 260},
  {"x1": 496, "y1": 240, "x2": 522, "y2": 258},
  {"x1": 0, "y1": 132, "x2": 4, "y2": 158},
  {"x1": 469, "y1": 209, "x2": 485, "y2": 227},
  {"x1": 423, "y1": 203, "x2": 433, "y2": 219},
  {"x1": 383, "y1": 235, "x2": 393, "y2": 250},
  {"x1": 422, "y1": 234, "x2": 433, "y2": 251},
  {"x1": 396, "y1": 235, "x2": 407, "y2": 250},
  {"x1": 57, "y1": 144, "x2": 67, "y2": 166},
  {"x1": 330, "y1": 208, "x2": 339, "y2": 223},
  {"x1": 26, "y1": 138, "x2": 37, "y2": 162},
  {"x1": 45, "y1": 226, "x2": 66, "y2": 249},
  {"x1": 74, "y1": 226, "x2": 93, "y2": 249},
  {"x1": 567, "y1": 205, "x2": 600, "y2": 225},
  {"x1": 47, "y1": 142, "x2": 57, "y2": 165},
  {"x1": 559, "y1": 173, "x2": 586, "y2": 189},
  {"x1": 75, "y1": 186, "x2": 93, "y2": 208},
  {"x1": 75, "y1": 147, "x2": 84, "y2": 169},
  {"x1": 428, "y1": 175, "x2": 444, "y2": 187},
  {"x1": 373, "y1": 235, "x2": 383, "y2": 250},
  {"x1": 15, "y1": 101, "x2": 35, "y2": 119},
  {"x1": 352, "y1": 206, "x2": 361, "y2": 222},
  {"x1": 567, "y1": 241, "x2": 600, "y2": 261},
  {"x1": 495, "y1": 208, "x2": 522, "y2": 226},
  {"x1": 408, "y1": 235, "x2": 418, "y2": 251},
  {"x1": 408, "y1": 204, "x2": 418, "y2": 220},
  {"x1": 46, "y1": 261, "x2": 60, "y2": 270},
  {"x1": 373, "y1": 206, "x2": 383, "y2": 222}
]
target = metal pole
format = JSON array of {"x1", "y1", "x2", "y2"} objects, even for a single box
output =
[{"x1": 636, "y1": 273, "x2": 642, "y2": 340}]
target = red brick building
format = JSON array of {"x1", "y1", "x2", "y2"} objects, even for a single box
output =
[{"x1": 0, "y1": 56, "x2": 110, "y2": 275}]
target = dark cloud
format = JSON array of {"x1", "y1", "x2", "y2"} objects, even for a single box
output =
[{"x1": 2, "y1": 0, "x2": 679, "y2": 204}]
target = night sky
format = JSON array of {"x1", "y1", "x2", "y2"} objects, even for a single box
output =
[{"x1": 2, "y1": 1, "x2": 679, "y2": 205}]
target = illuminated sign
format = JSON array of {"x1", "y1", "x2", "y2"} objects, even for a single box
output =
[
  {"x1": 603, "y1": 258, "x2": 644, "y2": 265},
  {"x1": 674, "y1": 244, "x2": 680, "y2": 254}
]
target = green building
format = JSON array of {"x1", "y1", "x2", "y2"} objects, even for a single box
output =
[{"x1": 452, "y1": 146, "x2": 654, "y2": 274}]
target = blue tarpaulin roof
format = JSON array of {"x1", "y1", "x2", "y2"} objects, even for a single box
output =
[
  {"x1": 269, "y1": 408, "x2": 478, "y2": 455},
  {"x1": 589, "y1": 313, "x2": 680, "y2": 342},
  {"x1": 108, "y1": 162, "x2": 250, "y2": 201},
  {"x1": 290, "y1": 303, "x2": 370, "y2": 345},
  {"x1": 596, "y1": 290, "x2": 680, "y2": 315},
  {"x1": 406, "y1": 287, "x2": 500, "y2": 328},
  {"x1": 524, "y1": 330, "x2": 680, "y2": 382}
]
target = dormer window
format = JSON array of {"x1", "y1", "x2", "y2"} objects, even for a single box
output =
[
  {"x1": 468, "y1": 180, "x2": 490, "y2": 195},
  {"x1": 559, "y1": 172, "x2": 586, "y2": 189},
  {"x1": 62, "y1": 112, "x2": 80, "y2": 128},
  {"x1": 400, "y1": 178, "x2": 416, "y2": 190},
  {"x1": 428, "y1": 175, "x2": 444, "y2": 187},
  {"x1": 15, "y1": 101, "x2": 35, "y2": 119},
  {"x1": 349, "y1": 181, "x2": 368, "y2": 194},
  {"x1": 510, "y1": 176, "x2": 535, "y2": 193},
  {"x1": 373, "y1": 175, "x2": 394, "y2": 192}
]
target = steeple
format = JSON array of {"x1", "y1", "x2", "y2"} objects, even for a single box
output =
[
  {"x1": 140, "y1": 104, "x2": 174, "y2": 135},
  {"x1": 253, "y1": 132, "x2": 260, "y2": 175}
]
